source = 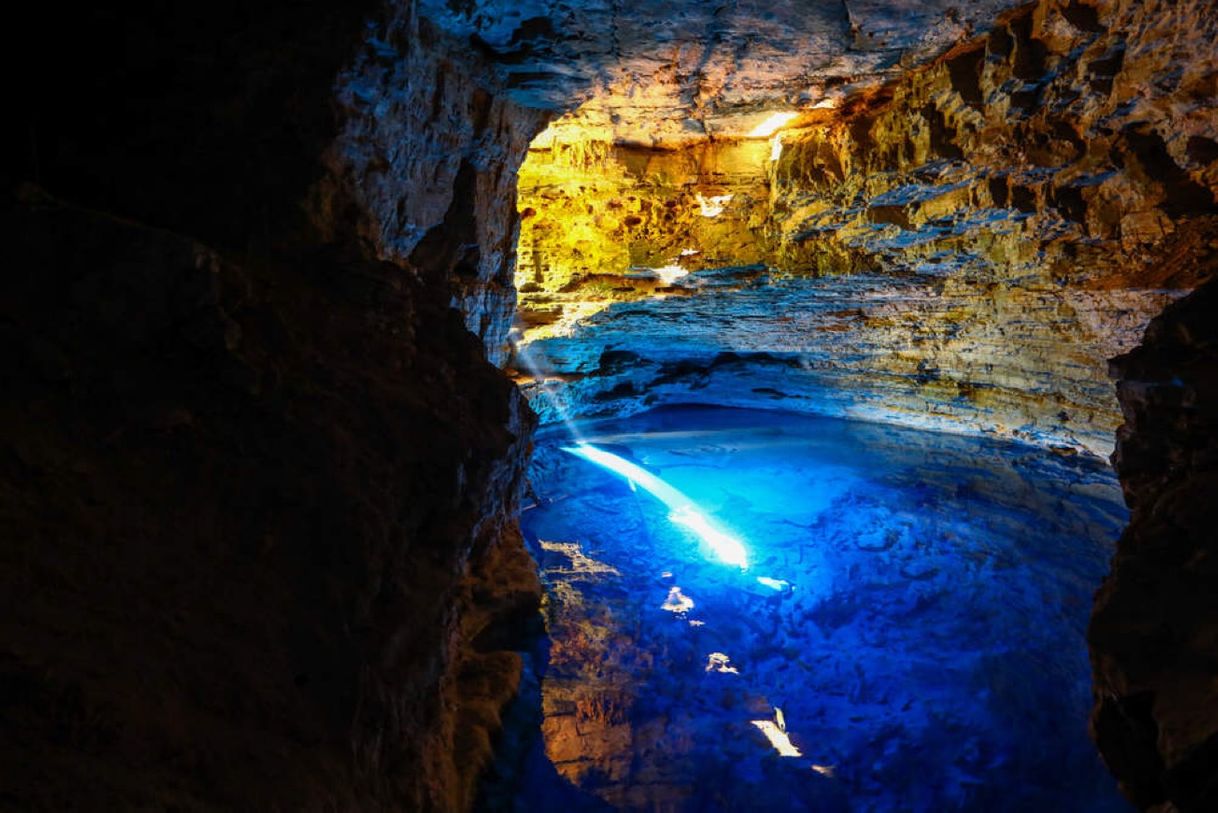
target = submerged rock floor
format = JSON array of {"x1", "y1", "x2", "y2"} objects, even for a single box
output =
[{"x1": 484, "y1": 406, "x2": 1131, "y2": 811}]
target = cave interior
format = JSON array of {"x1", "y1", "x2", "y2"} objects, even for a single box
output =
[{"x1": 5, "y1": 0, "x2": 1218, "y2": 811}]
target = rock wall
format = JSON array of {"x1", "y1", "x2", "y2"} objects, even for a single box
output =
[
  {"x1": 514, "y1": 137, "x2": 774, "y2": 339},
  {"x1": 5, "y1": 2, "x2": 546, "y2": 810},
  {"x1": 317, "y1": 4, "x2": 548, "y2": 365},
  {"x1": 514, "y1": 0, "x2": 1218, "y2": 455},
  {"x1": 1089, "y1": 276, "x2": 1218, "y2": 812}
]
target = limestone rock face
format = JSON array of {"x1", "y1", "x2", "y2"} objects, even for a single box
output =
[
  {"x1": 319, "y1": 6, "x2": 548, "y2": 365},
  {"x1": 514, "y1": 0, "x2": 1218, "y2": 455},
  {"x1": 6, "y1": 2, "x2": 543, "y2": 810},
  {"x1": 1089, "y1": 278, "x2": 1218, "y2": 812}
]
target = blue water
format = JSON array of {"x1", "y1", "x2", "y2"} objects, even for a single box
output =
[{"x1": 486, "y1": 406, "x2": 1131, "y2": 812}]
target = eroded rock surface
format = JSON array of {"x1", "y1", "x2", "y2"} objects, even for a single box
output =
[
  {"x1": 319, "y1": 4, "x2": 548, "y2": 365},
  {"x1": 514, "y1": 0, "x2": 1218, "y2": 455}
]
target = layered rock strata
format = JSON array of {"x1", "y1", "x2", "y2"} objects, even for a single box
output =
[
  {"x1": 514, "y1": 0, "x2": 1218, "y2": 455},
  {"x1": 1090, "y1": 277, "x2": 1218, "y2": 812}
]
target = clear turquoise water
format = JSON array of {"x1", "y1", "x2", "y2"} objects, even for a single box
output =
[{"x1": 486, "y1": 406, "x2": 1131, "y2": 812}]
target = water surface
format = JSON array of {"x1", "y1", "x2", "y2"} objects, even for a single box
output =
[{"x1": 485, "y1": 406, "x2": 1130, "y2": 812}]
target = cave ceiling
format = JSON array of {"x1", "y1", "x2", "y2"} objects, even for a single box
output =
[{"x1": 422, "y1": 0, "x2": 1023, "y2": 145}]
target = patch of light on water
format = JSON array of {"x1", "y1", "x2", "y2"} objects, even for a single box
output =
[
  {"x1": 756, "y1": 576, "x2": 791, "y2": 591},
  {"x1": 751, "y1": 719, "x2": 802, "y2": 757},
  {"x1": 706, "y1": 652, "x2": 740, "y2": 674},
  {"x1": 561, "y1": 443, "x2": 749, "y2": 567},
  {"x1": 661, "y1": 586, "x2": 695, "y2": 613}
]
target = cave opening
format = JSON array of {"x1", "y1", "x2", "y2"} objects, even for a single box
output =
[{"x1": 483, "y1": 0, "x2": 1218, "y2": 803}]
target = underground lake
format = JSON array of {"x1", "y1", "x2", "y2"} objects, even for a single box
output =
[
  {"x1": 9, "y1": 0, "x2": 1218, "y2": 809},
  {"x1": 482, "y1": 406, "x2": 1132, "y2": 812}
]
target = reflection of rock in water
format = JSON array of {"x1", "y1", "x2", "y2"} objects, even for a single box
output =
[
  {"x1": 539, "y1": 540, "x2": 622, "y2": 578},
  {"x1": 535, "y1": 538, "x2": 641, "y2": 795},
  {"x1": 508, "y1": 406, "x2": 1130, "y2": 812}
]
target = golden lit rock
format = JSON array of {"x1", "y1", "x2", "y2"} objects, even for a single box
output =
[{"x1": 512, "y1": 0, "x2": 1218, "y2": 456}]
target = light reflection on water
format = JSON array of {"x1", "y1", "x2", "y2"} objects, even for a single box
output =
[
  {"x1": 485, "y1": 406, "x2": 1132, "y2": 812},
  {"x1": 561, "y1": 443, "x2": 749, "y2": 567}
]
